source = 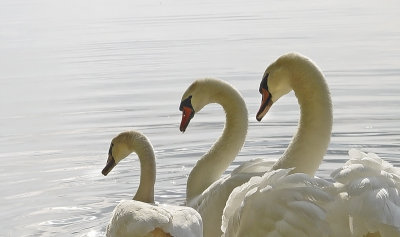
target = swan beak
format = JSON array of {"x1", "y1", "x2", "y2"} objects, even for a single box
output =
[
  {"x1": 102, "y1": 154, "x2": 116, "y2": 176},
  {"x1": 179, "y1": 95, "x2": 195, "y2": 132},
  {"x1": 180, "y1": 106, "x2": 194, "y2": 132},
  {"x1": 256, "y1": 87, "x2": 273, "y2": 121}
]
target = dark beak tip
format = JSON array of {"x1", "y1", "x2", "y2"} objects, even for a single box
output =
[
  {"x1": 101, "y1": 169, "x2": 108, "y2": 176},
  {"x1": 102, "y1": 158, "x2": 116, "y2": 176}
]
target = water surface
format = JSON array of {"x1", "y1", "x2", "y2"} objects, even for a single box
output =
[{"x1": 1, "y1": 0, "x2": 399, "y2": 236}]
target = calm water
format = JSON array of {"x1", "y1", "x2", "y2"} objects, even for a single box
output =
[{"x1": 1, "y1": 0, "x2": 399, "y2": 236}]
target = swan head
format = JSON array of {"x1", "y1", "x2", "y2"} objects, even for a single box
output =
[
  {"x1": 179, "y1": 79, "x2": 210, "y2": 132},
  {"x1": 256, "y1": 55, "x2": 293, "y2": 121},
  {"x1": 102, "y1": 131, "x2": 136, "y2": 176}
]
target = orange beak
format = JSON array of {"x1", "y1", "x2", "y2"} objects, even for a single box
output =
[
  {"x1": 179, "y1": 96, "x2": 195, "y2": 132},
  {"x1": 180, "y1": 106, "x2": 194, "y2": 132},
  {"x1": 256, "y1": 87, "x2": 273, "y2": 121}
]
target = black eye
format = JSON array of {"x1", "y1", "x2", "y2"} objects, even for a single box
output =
[
  {"x1": 259, "y1": 73, "x2": 269, "y2": 93},
  {"x1": 179, "y1": 95, "x2": 193, "y2": 111}
]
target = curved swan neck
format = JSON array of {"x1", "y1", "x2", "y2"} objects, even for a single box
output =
[
  {"x1": 187, "y1": 79, "x2": 248, "y2": 201},
  {"x1": 126, "y1": 132, "x2": 156, "y2": 203},
  {"x1": 272, "y1": 57, "x2": 333, "y2": 175}
]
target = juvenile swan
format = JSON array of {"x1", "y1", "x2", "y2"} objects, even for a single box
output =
[
  {"x1": 102, "y1": 131, "x2": 202, "y2": 237},
  {"x1": 179, "y1": 78, "x2": 272, "y2": 237}
]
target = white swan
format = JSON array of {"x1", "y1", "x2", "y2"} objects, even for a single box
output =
[
  {"x1": 329, "y1": 149, "x2": 400, "y2": 237},
  {"x1": 179, "y1": 78, "x2": 273, "y2": 237},
  {"x1": 102, "y1": 131, "x2": 203, "y2": 237},
  {"x1": 221, "y1": 52, "x2": 334, "y2": 237},
  {"x1": 256, "y1": 52, "x2": 333, "y2": 175},
  {"x1": 222, "y1": 52, "x2": 400, "y2": 237},
  {"x1": 222, "y1": 169, "x2": 334, "y2": 237}
]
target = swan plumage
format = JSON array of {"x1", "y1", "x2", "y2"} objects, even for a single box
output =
[
  {"x1": 222, "y1": 52, "x2": 400, "y2": 237},
  {"x1": 102, "y1": 131, "x2": 202, "y2": 237},
  {"x1": 222, "y1": 52, "x2": 334, "y2": 236},
  {"x1": 329, "y1": 149, "x2": 400, "y2": 237},
  {"x1": 222, "y1": 169, "x2": 334, "y2": 237},
  {"x1": 256, "y1": 52, "x2": 333, "y2": 176},
  {"x1": 179, "y1": 78, "x2": 272, "y2": 237}
]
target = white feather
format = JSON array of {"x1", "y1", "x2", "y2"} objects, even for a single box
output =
[
  {"x1": 329, "y1": 149, "x2": 400, "y2": 237},
  {"x1": 103, "y1": 131, "x2": 202, "y2": 237},
  {"x1": 222, "y1": 169, "x2": 333, "y2": 237}
]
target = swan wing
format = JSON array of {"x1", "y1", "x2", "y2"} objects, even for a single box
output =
[
  {"x1": 330, "y1": 149, "x2": 400, "y2": 237},
  {"x1": 231, "y1": 158, "x2": 276, "y2": 175},
  {"x1": 158, "y1": 204, "x2": 203, "y2": 237},
  {"x1": 106, "y1": 200, "x2": 172, "y2": 237},
  {"x1": 106, "y1": 200, "x2": 202, "y2": 237},
  {"x1": 189, "y1": 158, "x2": 274, "y2": 237},
  {"x1": 222, "y1": 169, "x2": 334, "y2": 237}
]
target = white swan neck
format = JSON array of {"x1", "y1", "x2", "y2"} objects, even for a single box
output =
[
  {"x1": 272, "y1": 59, "x2": 332, "y2": 175},
  {"x1": 187, "y1": 80, "x2": 248, "y2": 201},
  {"x1": 127, "y1": 133, "x2": 156, "y2": 203}
]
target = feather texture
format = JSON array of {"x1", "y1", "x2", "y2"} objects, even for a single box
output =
[
  {"x1": 329, "y1": 149, "x2": 400, "y2": 237},
  {"x1": 222, "y1": 169, "x2": 333, "y2": 237}
]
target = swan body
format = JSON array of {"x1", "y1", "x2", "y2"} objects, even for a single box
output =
[
  {"x1": 222, "y1": 52, "x2": 400, "y2": 236},
  {"x1": 102, "y1": 131, "x2": 202, "y2": 237},
  {"x1": 329, "y1": 149, "x2": 400, "y2": 237},
  {"x1": 179, "y1": 78, "x2": 272, "y2": 237},
  {"x1": 222, "y1": 150, "x2": 400, "y2": 237},
  {"x1": 222, "y1": 169, "x2": 334, "y2": 237}
]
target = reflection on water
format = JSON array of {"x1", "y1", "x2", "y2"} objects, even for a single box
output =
[{"x1": 1, "y1": 0, "x2": 399, "y2": 236}]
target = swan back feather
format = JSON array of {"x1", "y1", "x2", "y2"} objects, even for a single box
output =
[
  {"x1": 330, "y1": 149, "x2": 400, "y2": 237},
  {"x1": 106, "y1": 201, "x2": 202, "y2": 237},
  {"x1": 222, "y1": 169, "x2": 334, "y2": 237}
]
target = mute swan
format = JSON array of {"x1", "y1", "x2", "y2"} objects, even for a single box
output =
[
  {"x1": 256, "y1": 52, "x2": 333, "y2": 176},
  {"x1": 222, "y1": 52, "x2": 400, "y2": 237},
  {"x1": 221, "y1": 52, "x2": 334, "y2": 237},
  {"x1": 179, "y1": 78, "x2": 273, "y2": 237},
  {"x1": 329, "y1": 149, "x2": 400, "y2": 237},
  {"x1": 222, "y1": 169, "x2": 335, "y2": 237},
  {"x1": 102, "y1": 131, "x2": 203, "y2": 237}
]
